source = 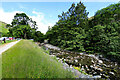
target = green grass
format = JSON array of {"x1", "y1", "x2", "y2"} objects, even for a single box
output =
[
  {"x1": 0, "y1": 40, "x2": 17, "y2": 46},
  {"x1": 0, "y1": 54, "x2": 1, "y2": 79},
  {"x1": 2, "y1": 40, "x2": 75, "y2": 78},
  {"x1": 0, "y1": 21, "x2": 8, "y2": 34}
]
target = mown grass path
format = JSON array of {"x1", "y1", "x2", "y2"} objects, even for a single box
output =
[{"x1": 2, "y1": 40, "x2": 74, "y2": 78}]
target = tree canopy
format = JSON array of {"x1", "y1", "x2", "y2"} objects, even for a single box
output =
[
  {"x1": 45, "y1": 2, "x2": 120, "y2": 62},
  {"x1": 46, "y1": 2, "x2": 89, "y2": 51}
]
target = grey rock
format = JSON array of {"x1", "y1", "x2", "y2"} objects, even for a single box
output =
[
  {"x1": 109, "y1": 72, "x2": 115, "y2": 75},
  {"x1": 75, "y1": 59, "x2": 78, "y2": 63},
  {"x1": 79, "y1": 53, "x2": 83, "y2": 55},
  {"x1": 93, "y1": 75, "x2": 101, "y2": 78},
  {"x1": 98, "y1": 60, "x2": 103, "y2": 63}
]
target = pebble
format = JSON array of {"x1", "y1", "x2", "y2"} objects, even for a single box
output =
[
  {"x1": 90, "y1": 65, "x2": 93, "y2": 68},
  {"x1": 93, "y1": 75, "x2": 101, "y2": 78},
  {"x1": 91, "y1": 59, "x2": 94, "y2": 63},
  {"x1": 75, "y1": 59, "x2": 78, "y2": 63},
  {"x1": 94, "y1": 66, "x2": 98, "y2": 70},
  {"x1": 98, "y1": 60, "x2": 103, "y2": 63},
  {"x1": 109, "y1": 72, "x2": 115, "y2": 75},
  {"x1": 97, "y1": 68, "x2": 103, "y2": 72},
  {"x1": 79, "y1": 53, "x2": 83, "y2": 55}
]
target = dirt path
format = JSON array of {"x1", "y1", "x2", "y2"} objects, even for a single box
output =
[{"x1": 0, "y1": 40, "x2": 21, "y2": 54}]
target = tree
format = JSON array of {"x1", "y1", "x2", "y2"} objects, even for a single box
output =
[
  {"x1": 46, "y1": 1, "x2": 89, "y2": 51},
  {"x1": 33, "y1": 31, "x2": 44, "y2": 43},
  {"x1": 7, "y1": 13, "x2": 38, "y2": 39},
  {"x1": 12, "y1": 25, "x2": 32, "y2": 39}
]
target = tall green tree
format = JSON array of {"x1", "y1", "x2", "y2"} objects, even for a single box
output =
[
  {"x1": 46, "y1": 1, "x2": 89, "y2": 51},
  {"x1": 7, "y1": 13, "x2": 38, "y2": 39}
]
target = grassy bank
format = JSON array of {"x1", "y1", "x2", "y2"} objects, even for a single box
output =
[{"x1": 2, "y1": 40, "x2": 74, "y2": 78}]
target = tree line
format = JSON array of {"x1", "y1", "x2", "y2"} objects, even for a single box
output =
[{"x1": 45, "y1": 2, "x2": 120, "y2": 62}]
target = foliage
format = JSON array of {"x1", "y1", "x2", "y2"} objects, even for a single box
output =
[
  {"x1": 33, "y1": 31, "x2": 44, "y2": 43},
  {"x1": 87, "y1": 2, "x2": 120, "y2": 61},
  {"x1": 2, "y1": 40, "x2": 75, "y2": 78},
  {"x1": 5, "y1": 13, "x2": 45, "y2": 42},
  {"x1": 90, "y1": 2, "x2": 120, "y2": 27},
  {"x1": 6, "y1": 13, "x2": 38, "y2": 39},
  {"x1": 46, "y1": 1, "x2": 89, "y2": 51},
  {"x1": 45, "y1": 2, "x2": 120, "y2": 62},
  {"x1": 0, "y1": 21, "x2": 8, "y2": 37}
]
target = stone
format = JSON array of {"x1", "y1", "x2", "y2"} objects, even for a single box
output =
[
  {"x1": 81, "y1": 67, "x2": 84, "y2": 71},
  {"x1": 115, "y1": 62, "x2": 117, "y2": 66},
  {"x1": 56, "y1": 57, "x2": 60, "y2": 60},
  {"x1": 93, "y1": 72, "x2": 97, "y2": 74},
  {"x1": 50, "y1": 55, "x2": 55, "y2": 57},
  {"x1": 94, "y1": 66, "x2": 98, "y2": 70},
  {"x1": 64, "y1": 59, "x2": 66, "y2": 61},
  {"x1": 75, "y1": 59, "x2": 78, "y2": 63},
  {"x1": 97, "y1": 68, "x2": 103, "y2": 72},
  {"x1": 85, "y1": 65, "x2": 88, "y2": 68},
  {"x1": 109, "y1": 72, "x2": 115, "y2": 75},
  {"x1": 64, "y1": 63, "x2": 69, "y2": 66},
  {"x1": 90, "y1": 65, "x2": 93, "y2": 68},
  {"x1": 99, "y1": 55, "x2": 103, "y2": 58},
  {"x1": 79, "y1": 53, "x2": 83, "y2": 55},
  {"x1": 91, "y1": 59, "x2": 94, "y2": 63},
  {"x1": 40, "y1": 43, "x2": 44, "y2": 46},
  {"x1": 87, "y1": 69, "x2": 90, "y2": 71},
  {"x1": 59, "y1": 59, "x2": 63, "y2": 63},
  {"x1": 79, "y1": 64, "x2": 81, "y2": 66},
  {"x1": 93, "y1": 64, "x2": 96, "y2": 67},
  {"x1": 70, "y1": 65, "x2": 72, "y2": 68},
  {"x1": 98, "y1": 60, "x2": 103, "y2": 63},
  {"x1": 67, "y1": 56, "x2": 70, "y2": 59},
  {"x1": 71, "y1": 57, "x2": 73, "y2": 60},
  {"x1": 93, "y1": 75, "x2": 101, "y2": 78},
  {"x1": 103, "y1": 64, "x2": 107, "y2": 67}
]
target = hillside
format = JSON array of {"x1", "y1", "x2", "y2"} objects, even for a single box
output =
[{"x1": 0, "y1": 21, "x2": 8, "y2": 37}]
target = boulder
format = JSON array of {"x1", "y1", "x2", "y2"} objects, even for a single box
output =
[
  {"x1": 98, "y1": 60, "x2": 103, "y2": 64},
  {"x1": 93, "y1": 75, "x2": 101, "y2": 78},
  {"x1": 75, "y1": 59, "x2": 78, "y2": 63},
  {"x1": 109, "y1": 72, "x2": 115, "y2": 75}
]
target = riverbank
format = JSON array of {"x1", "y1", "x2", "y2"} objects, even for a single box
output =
[
  {"x1": 2, "y1": 40, "x2": 74, "y2": 78},
  {"x1": 40, "y1": 43, "x2": 120, "y2": 79}
]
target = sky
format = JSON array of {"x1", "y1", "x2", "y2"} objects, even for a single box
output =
[{"x1": 0, "y1": 1, "x2": 118, "y2": 34}]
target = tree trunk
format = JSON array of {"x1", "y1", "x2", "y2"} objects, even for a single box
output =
[{"x1": 24, "y1": 33, "x2": 27, "y2": 39}]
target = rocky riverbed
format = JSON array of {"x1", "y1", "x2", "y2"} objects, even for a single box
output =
[{"x1": 39, "y1": 43, "x2": 120, "y2": 79}]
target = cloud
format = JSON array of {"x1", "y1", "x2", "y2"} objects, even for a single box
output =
[
  {"x1": 0, "y1": 8, "x2": 24, "y2": 24},
  {"x1": 30, "y1": 11, "x2": 54, "y2": 34},
  {"x1": 0, "y1": 8, "x2": 54, "y2": 34}
]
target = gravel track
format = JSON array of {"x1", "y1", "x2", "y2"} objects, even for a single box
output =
[{"x1": 0, "y1": 40, "x2": 21, "y2": 54}]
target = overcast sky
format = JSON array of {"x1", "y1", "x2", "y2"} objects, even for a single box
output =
[{"x1": 0, "y1": 1, "x2": 118, "y2": 34}]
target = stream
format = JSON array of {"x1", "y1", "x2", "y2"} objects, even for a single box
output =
[{"x1": 40, "y1": 43, "x2": 120, "y2": 79}]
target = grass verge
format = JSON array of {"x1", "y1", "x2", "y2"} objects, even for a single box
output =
[{"x1": 2, "y1": 40, "x2": 75, "y2": 78}]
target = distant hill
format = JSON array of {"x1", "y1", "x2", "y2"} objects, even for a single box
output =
[
  {"x1": 0, "y1": 21, "x2": 8, "y2": 37},
  {"x1": 88, "y1": 16, "x2": 94, "y2": 20}
]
